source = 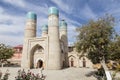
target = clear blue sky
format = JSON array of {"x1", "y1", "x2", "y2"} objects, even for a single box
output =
[{"x1": 0, "y1": 0, "x2": 120, "y2": 46}]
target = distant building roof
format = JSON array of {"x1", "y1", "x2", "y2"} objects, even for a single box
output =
[{"x1": 13, "y1": 45, "x2": 23, "y2": 49}]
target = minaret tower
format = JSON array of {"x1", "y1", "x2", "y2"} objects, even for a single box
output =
[
  {"x1": 21, "y1": 12, "x2": 37, "y2": 68},
  {"x1": 60, "y1": 20, "x2": 68, "y2": 67},
  {"x1": 41, "y1": 24, "x2": 48, "y2": 37},
  {"x1": 48, "y1": 7, "x2": 62, "y2": 69}
]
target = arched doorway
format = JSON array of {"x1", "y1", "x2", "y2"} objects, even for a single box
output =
[
  {"x1": 68, "y1": 55, "x2": 76, "y2": 67},
  {"x1": 83, "y1": 58, "x2": 86, "y2": 67},
  {"x1": 71, "y1": 58, "x2": 74, "y2": 67},
  {"x1": 30, "y1": 44, "x2": 44, "y2": 69},
  {"x1": 37, "y1": 59, "x2": 43, "y2": 68}
]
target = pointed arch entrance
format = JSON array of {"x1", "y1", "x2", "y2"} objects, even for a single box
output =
[
  {"x1": 30, "y1": 44, "x2": 44, "y2": 69},
  {"x1": 37, "y1": 59, "x2": 43, "y2": 68},
  {"x1": 68, "y1": 55, "x2": 76, "y2": 67},
  {"x1": 70, "y1": 58, "x2": 74, "y2": 67},
  {"x1": 83, "y1": 57, "x2": 86, "y2": 67}
]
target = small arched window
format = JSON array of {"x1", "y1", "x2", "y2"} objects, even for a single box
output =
[{"x1": 71, "y1": 58, "x2": 73, "y2": 61}]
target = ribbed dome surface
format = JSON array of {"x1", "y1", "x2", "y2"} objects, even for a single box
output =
[
  {"x1": 42, "y1": 24, "x2": 48, "y2": 31},
  {"x1": 48, "y1": 7, "x2": 59, "y2": 16},
  {"x1": 27, "y1": 12, "x2": 37, "y2": 20},
  {"x1": 60, "y1": 20, "x2": 67, "y2": 29}
]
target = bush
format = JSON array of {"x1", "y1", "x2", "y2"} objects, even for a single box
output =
[
  {"x1": 116, "y1": 64, "x2": 120, "y2": 71},
  {"x1": 15, "y1": 69, "x2": 46, "y2": 80},
  {"x1": 0, "y1": 69, "x2": 46, "y2": 80},
  {"x1": 0, "y1": 69, "x2": 10, "y2": 80}
]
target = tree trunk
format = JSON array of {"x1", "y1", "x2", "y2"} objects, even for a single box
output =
[{"x1": 100, "y1": 60, "x2": 112, "y2": 80}]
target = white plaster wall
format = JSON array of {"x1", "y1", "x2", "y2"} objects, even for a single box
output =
[{"x1": 68, "y1": 47, "x2": 93, "y2": 68}]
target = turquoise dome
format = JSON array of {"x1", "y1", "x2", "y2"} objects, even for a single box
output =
[
  {"x1": 27, "y1": 12, "x2": 37, "y2": 20},
  {"x1": 48, "y1": 7, "x2": 59, "y2": 16},
  {"x1": 60, "y1": 20, "x2": 67, "y2": 29},
  {"x1": 42, "y1": 24, "x2": 48, "y2": 31}
]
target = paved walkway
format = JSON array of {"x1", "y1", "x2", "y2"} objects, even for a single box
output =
[{"x1": 0, "y1": 67, "x2": 97, "y2": 80}]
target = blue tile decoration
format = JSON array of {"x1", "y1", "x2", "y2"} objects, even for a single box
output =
[
  {"x1": 48, "y1": 7, "x2": 59, "y2": 16},
  {"x1": 60, "y1": 20, "x2": 67, "y2": 29},
  {"x1": 42, "y1": 24, "x2": 48, "y2": 31},
  {"x1": 27, "y1": 12, "x2": 37, "y2": 20}
]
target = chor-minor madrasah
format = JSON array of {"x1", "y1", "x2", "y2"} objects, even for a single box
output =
[{"x1": 21, "y1": 7, "x2": 93, "y2": 70}]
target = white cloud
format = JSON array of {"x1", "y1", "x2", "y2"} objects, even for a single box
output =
[
  {"x1": 0, "y1": 24, "x2": 24, "y2": 34},
  {"x1": 2, "y1": 0, "x2": 48, "y2": 15},
  {"x1": 0, "y1": 11, "x2": 25, "y2": 34},
  {"x1": 51, "y1": 0, "x2": 72, "y2": 13},
  {"x1": 106, "y1": 6, "x2": 120, "y2": 18},
  {"x1": 67, "y1": 25, "x2": 77, "y2": 44},
  {"x1": 0, "y1": 7, "x2": 25, "y2": 46},
  {"x1": 0, "y1": 35, "x2": 23, "y2": 46},
  {"x1": 59, "y1": 14, "x2": 80, "y2": 26},
  {"x1": 79, "y1": 4, "x2": 97, "y2": 19},
  {"x1": 3, "y1": 0, "x2": 25, "y2": 8},
  {"x1": 82, "y1": 4, "x2": 97, "y2": 19},
  {"x1": 0, "y1": 5, "x2": 49, "y2": 46},
  {"x1": 0, "y1": 7, "x2": 4, "y2": 13},
  {"x1": 51, "y1": 0, "x2": 97, "y2": 20},
  {"x1": 24, "y1": 3, "x2": 48, "y2": 16}
]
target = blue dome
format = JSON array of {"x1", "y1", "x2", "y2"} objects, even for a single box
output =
[
  {"x1": 42, "y1": 24, "x2": 48, "y2": 31},
  {"x1": 27, "y1": 12, "x2": 37, "y2": 20},
  {"x1": 60, "y1": 20, "x2": 67, "y2": 29},
  {"x1": 48, "y1": 7, "x2": 59, "y2": 16}
]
